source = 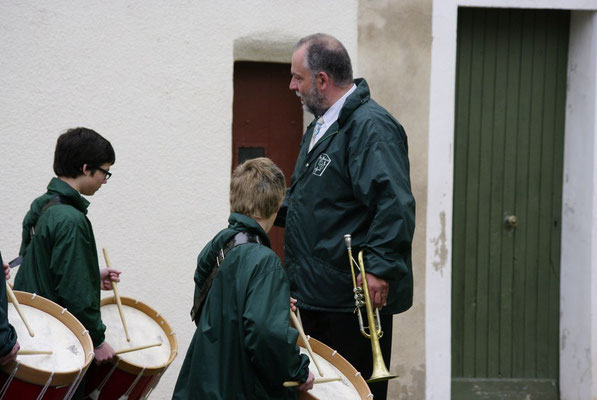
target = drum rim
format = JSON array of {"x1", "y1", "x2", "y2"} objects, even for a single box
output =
[
  {"x1": 100, "y1": 296, "x2": 178, "y2": 376},
  {"x1": 297, "y1": 336, "x2": 372, "y2": 400},
  {"x1": 1, "y1": 290, "x2": 94, "y2": 387}
]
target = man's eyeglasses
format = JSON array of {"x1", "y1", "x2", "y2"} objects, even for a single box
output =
[{"x1": 97, "y1": 167, "x2": 112, "y2": 180}]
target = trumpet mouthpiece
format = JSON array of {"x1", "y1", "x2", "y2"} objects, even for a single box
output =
[{"x1": 344, "y1": 234, "x2": 352, "y2": 249}]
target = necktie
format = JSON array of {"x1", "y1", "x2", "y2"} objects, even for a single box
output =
[{"x1": 308, "y1": 117, "x2": 324, "y2": 152}]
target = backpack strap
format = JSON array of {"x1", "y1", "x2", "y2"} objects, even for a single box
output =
[
  {"x1": 30, "y1": 196, "x2": 73, "y2": 237},
  {"x1": 9, "y1": 196, "x2": 74, "y2": 269},
  {"x1": 190, "y1": 231, "x2": 261, "y2": 323}
]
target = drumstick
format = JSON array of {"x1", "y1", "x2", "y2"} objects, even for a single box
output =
[
  {"x1": 6, "y1": 282, "x2": 34, "y2": 337},
  {"x1": 18, "y1": 349, "x2": 53, "y2": 355},
  {"x1": 115, "y1": 342, "x2": 162, "y2": 355},
  {"x1": 283, "y1": 377, "x2": 342, "y2": 387},
  {"x1": 102, "y1": 248, "x2": 130, "y2": 342},
  {"x1": 290, "y1": 310, "x2": 324, "y2": 377}
]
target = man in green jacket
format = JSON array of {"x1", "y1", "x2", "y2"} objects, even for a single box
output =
[
  {"x1": 14, "y1": 127, "x2": 121, "y2": 370},
  {"x1": 173, "y1": 158, "x2": 314, "y2": 400},
  {"x1": 0, "y1": 253, "x2": 19, "y2": 365},
  {"x1": 279, "y1": 33, "x2": 416, "y2": 400}
]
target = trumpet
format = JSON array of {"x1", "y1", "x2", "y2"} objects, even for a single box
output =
[{"x1": 344, "y1": 234, "x2": 397, "y2": 383}]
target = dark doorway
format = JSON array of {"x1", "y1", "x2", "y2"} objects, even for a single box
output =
[{"x1": 232, "y1": 61, "x2": 304, "y2": 261}]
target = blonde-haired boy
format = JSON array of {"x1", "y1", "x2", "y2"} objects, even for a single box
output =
[{"x1": 173, "y1": 158, "x2": 313, "y2": 399}]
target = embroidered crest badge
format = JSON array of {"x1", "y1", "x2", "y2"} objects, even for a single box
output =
[{"x1": 313, "y1": 154, "x2": 331, "y2": 176}]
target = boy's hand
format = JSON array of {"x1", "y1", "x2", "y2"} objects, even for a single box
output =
[
  {"x1": 297, "y1": 371, "x2": 315, "y2": 391},
  {"x1": 100, "y1": 268, "x2": 121, "y2": 290},
  {"x1": 3, "y1": 262, "x2": 10, "y2": 281},
  {"x1": 290, "y1": 297, "x2": 298, "y2": 312},
  {"x1": 0, "y1": 341, "x2": 19, "y2": 365},
  {"x1": 94, "y1": 341, "x2": 116, "y2": 364}
]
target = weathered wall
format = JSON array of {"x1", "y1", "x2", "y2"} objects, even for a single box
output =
[
  {"x1": 358, "y1": 1, "x2": 432, "y2": 398},
  {"x1": 0, "y1": 2, "x2": 357, "y2": 398}
]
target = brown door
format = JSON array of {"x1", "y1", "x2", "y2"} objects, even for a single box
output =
[{"x1": 232, "y1": 61, "x2": 304, "y2": 261}]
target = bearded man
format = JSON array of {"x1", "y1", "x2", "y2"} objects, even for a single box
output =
[{"x1": 277, "y1": 33, "x2": 416, "y2": 400}]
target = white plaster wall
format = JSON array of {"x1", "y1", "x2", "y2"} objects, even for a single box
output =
[
  {"x1": 0, "y1": 2, "x2": 357, "y2": 398},
  {"x1": 428, "y1": 1, "x2": 597, "y2": 399},
  {"x1": 561, "y1": 11, "x2": 597, "y2": 400}
]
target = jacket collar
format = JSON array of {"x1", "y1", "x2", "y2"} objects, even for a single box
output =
[
  {"x1": 337, "y1": 78, "x2": 370, "y2": 126},
  {"x1": 227, "y1": 213, "x2": 272, "y2": 248},
  {"x1": 47, "y1": 177, "x2": 90, "y2": 214}
]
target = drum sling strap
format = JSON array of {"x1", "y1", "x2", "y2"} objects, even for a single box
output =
[
  {"x1": 9, "y1": 196, "x2": 73, "y2": 268},
  {"x1": 31, "y1": 195, "x2": 74, "y2": 237},
  {"x1": 190, "y1": 231, "x2": 261, "y2": 323}
]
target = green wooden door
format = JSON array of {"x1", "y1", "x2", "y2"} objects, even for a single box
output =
[{"x1": 452, "y1": 8, "x2": 569, "y2": 399}]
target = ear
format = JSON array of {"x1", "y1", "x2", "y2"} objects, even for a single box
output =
[
  {"x1": 317, "y1": 71, "x2": 330, "y2": 90},
  {"x1": 82, "y1": 163, "x2": 91, "y2": 175}
]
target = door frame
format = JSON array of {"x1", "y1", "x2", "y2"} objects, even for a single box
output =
[{"x1": 427, "y1": 1, "x2": 597, "y2": 399}]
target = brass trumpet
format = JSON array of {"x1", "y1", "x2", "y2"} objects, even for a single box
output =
[{"x1": 344, "y1": 234, "x2": 397, "y2": 383}]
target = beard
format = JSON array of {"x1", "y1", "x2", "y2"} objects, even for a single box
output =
[{"x1": 297, "y1": 79, "x2": 328, "y2": 117}]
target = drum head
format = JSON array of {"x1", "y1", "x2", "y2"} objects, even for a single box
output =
[
  {"x1": 100, "y1": 296, "x2": 178, "y2": 375},
  {"x1": 297, "y1": 336, "x2": 371, "y2": 400},
  {"x1": 2, "y1": 290, "x2": 94, "y2": 387}
]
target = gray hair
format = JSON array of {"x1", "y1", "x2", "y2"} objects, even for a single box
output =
[{"x1": 295, "y1": 33, "x2": 353, "y2": 87}]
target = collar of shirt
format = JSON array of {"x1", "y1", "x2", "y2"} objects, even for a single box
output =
[{"x1": 316, "y1": 83, "x2": 357, "y2": 139}]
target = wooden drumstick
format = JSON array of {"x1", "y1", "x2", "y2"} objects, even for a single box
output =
[
  {"x1": 102, "y1": 248, "x2": 130, "y2": 342},
  {"x1": 283, "y1": 377, "x2": 342, "y2": 387},
  {"x1": 18, "y1": 349, "x2": 53, "y2": 355},
  {"x1": 115, "y1": 342, "x2": 162, "y2": 355},
  {"x1": 6, "y1": 283, "x2": 34, "y2": 337},
  {"x1": 290, "y1": 310, "x2": 324, "y2": 377}
]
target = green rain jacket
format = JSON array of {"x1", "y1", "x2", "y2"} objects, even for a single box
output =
[
  {"x1": 278, "y1": 78, "x2": 416, "y2": 315},
  {"x1": 0, "y1": 253, "x2": 17, "y2": 358},
  {"x1": 173, "y1": 214, "x2": 309, "y2": 400},
  {"x1": 14, "y1": 178, "x2": 105, "y2": 346}
]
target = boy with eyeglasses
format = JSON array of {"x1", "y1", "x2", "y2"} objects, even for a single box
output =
[{"x1": 14, "y1": 127, "x2": 121, "y2": 371}]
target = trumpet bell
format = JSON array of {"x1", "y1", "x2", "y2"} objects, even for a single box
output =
[{"x1": 368, "y1": 361, "x2": 398, "y2": 383}]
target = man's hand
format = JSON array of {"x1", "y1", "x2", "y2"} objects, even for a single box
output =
[
  {"x1": 290, "y1": 297, "x2": 298, "y2": 313},
  {"x1": 356, "y1": 272, "x2": 389, "y2": 310},
  {"x1": 100, "y1": 268, "x2": 121, "y2": 291},
  {"x1": 297, "y1": 371, "x2": 315, "y2": 391},
  {"x1": 94, "y1": 341, "x2": 116, "y2": 364},
  {"x1": 0, "y1": 341, "x2": 19, "y2": 365}
]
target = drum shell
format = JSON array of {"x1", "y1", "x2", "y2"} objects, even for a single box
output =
[
  {"x1": 84, "y1": 296, "x2": 177, "y2": 400},
  {"x1": 297, "y1": 336, "x2": 371, "y2": 400},
  {"x1": 0, "y1": 290, "x2": 94, "y2": 399}
]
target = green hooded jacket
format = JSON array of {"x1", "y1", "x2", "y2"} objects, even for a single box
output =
[
  {"x1": 14, "y1": 178, "x2": 105, "y2": 346},
  {"x1": 278, "y1": 78, "x2": 416, "y2": 315},
  {"x1": 173, "y1": 213, "x2": 309, "y2": 400},
  {"x1": 0, "y1": 253, "x2": 17, "y2": 358}
]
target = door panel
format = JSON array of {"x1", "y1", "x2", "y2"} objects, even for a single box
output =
[
  {"x1": 232, "y1": 62, "x2": 303, "y2": 261},
  {"x1": 452, "y1": 8, "x2": 568, "y2": 399}
]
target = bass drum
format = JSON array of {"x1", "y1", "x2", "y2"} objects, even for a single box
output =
[
  {"x1": 297, "y1": 336, "x2": 372, "y2": 400},
  {"x1": 0, "y1": 290, "x2": 94, "y2": 399}
]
